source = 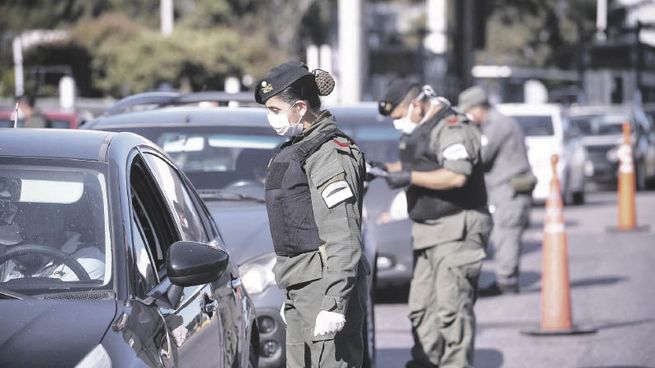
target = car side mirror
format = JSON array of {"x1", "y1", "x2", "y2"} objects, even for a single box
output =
[{"x1": 167, "y1": 241, "x2": 230, "y2": 287}]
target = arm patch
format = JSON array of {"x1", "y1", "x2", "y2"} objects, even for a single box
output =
[
  {"x1": 321, "y1": 180, "x2": 354, "y2": 208},
  {"x1": 442, "y1": 143, "x2": 469, "y2": 160}
]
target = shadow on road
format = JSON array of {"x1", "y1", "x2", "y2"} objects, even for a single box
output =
[
  {"x1": 520, "y1": 275, "x2": 626, "y2": 294},
  {"x1": 475, "y1": 348, "x2": 504, "y2": 368},
  {"x1": 594, "y1": 317, "x2": 655, "y2": 331}
]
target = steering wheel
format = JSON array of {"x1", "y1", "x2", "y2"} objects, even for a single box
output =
[{"x1": 0, "y1": 244, "x2": 91, "y2": 281}]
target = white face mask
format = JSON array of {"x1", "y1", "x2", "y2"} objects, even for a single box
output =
[
  {"x1": 267, "y1": 102, "x2": 305, "y2": 137},
  {"x1": 393, "y1": 104, "x2": 417, "y2": 135}
]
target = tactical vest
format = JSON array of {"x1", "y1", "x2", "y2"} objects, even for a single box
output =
[
  {"x1": 400, "y1": 108, "x2": 487, "y2": 222},
  {"x1": 265, "y1": 127, "x2": 353, "y2": 257}
]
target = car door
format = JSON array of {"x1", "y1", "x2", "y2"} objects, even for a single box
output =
[
  {"x1": 142, "y1": 150, "x2": 244, "y2": 368},
  {"x1": 129, "y1": 151, "x2": 225, "y2": 367}
]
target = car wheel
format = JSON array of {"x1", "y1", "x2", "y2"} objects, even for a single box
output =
[
  {"x1": 363, "y1": 258, "x2": 377, "y2": 368},
  {"x1": 572, "y1": 191, "x2": 585, "y2": 205}
]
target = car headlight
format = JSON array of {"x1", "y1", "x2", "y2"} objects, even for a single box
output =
[
  {"x1": 376, "y1": 191, "x2": 408, "y2": 225},
  {"x1": 75, "y1": 344, "x2": 111, "y2": 368},
  {"x1": 239, "y1": 253, "x2": 277, "y2": 295},
  {"x1": 606, "y1": 148, "x2": 619, "y2": 162}
]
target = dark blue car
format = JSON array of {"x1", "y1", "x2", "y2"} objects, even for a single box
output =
[{"x1": 0, "y1": 128, "x2": 258, "y2": 367}]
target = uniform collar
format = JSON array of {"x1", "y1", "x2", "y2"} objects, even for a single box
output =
[{"x1": 292, "y1": 110, "x2": 335, "y2": 143}]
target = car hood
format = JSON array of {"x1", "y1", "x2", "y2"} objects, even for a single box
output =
[
  {"x1": 206, "y1": 201, "x2": 273, "y2": 265},
  {"x1": 0, "y1": 299, "x2": 116, "y2": 367}
]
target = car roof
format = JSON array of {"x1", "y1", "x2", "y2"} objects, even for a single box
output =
[
  {"x1": 496, "y1": 103, "x2": 563, "y2": 116},
  {"x1": 0, "y1": 128, "x2": 141, "y2": 161},
  {"x1": 567, "y1": 104, "x2": 637, "y2": 116},
  {"x1": 329, "y1": 104, "x2": 391, "y2": 125},
  {"x1": 87, "y1": 106, "x2": 269, "y2": 130}
]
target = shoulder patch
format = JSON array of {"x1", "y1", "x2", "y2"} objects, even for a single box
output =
[
  {"x1": 321, "y1": 180, "x2": 354, "y2": 208},
  {"x1": 332, "y1": 138, "x2": 349, "y2": 148},
  {"x1": 442, "y1": 143, "x2": 469, "y2": 161}
]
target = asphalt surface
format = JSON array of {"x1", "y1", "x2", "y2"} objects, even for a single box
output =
[{"x1": 374, "y1": 191, "x2": 655, "y2": 368}]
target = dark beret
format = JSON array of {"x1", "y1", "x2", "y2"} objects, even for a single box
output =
[
  {"x1": 378, "y1": 79, "x2": 419, "y2": 116},
  {"x1": 255, "y1": 61, "x2": 313, "y2": 104}
]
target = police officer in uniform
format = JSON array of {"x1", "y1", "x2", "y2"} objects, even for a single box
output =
[
  {"x1": 255, "y1": 61, "x2": 368, "y2": 368},
  {"x1": 458, "y1": 86, "x2": 534, "y2": 295},
  {"x1": 377, "y1": 79, "x2": 492, "y2": 368}
]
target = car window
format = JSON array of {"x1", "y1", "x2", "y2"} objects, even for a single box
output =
[
  {"x1": 46, "y1": 119, "x2": 71, "y2": 129},
  {"x1": 509, "y1": 115, "x2": 555, "y2": 136},
  {"x1": 131, "y1": 214, "x2": 159, "y2": 296},
  {"x1": 144, "y1": 153, "x2": 209, "y2": 243},
  {"x1": 569, "y1": 114, "x2": 627, "y2": 136},
  {"x1": 130, "y1": 155, "x2": 179, "y2": 271},
  {"x1": 340, "y1": 125, "x2": 401, "y2": 163},
  {"x1": 103, "y1": 126, "x2": 283, "y2": 193},
  {"x1": 0, "y1": 161, "x2": 111, "y2": 294}
]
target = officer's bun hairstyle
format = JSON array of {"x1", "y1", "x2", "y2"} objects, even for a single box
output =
[
  {"x1": 278, "y1": 69, "x2": 335, "y2": 111},
  {"x1": 313, "y1": 69, "x2": 335, "y2": 97}
]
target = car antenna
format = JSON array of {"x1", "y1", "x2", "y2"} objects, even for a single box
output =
[{"x1": 12, "y1": 103, "x2": 19, "y2": 128}]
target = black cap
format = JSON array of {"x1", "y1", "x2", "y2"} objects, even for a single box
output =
[
  {"x1": 378, "y1": 79, "x2": 419, "y2": 116},
  {"x1": 255, "y1": 61, "x2": 313, "y2": 104}
]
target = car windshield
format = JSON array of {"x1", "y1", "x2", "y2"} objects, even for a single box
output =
[
  {"x1": 333, "y1": 111, "x2": 400, "y2": 162},
  {"x1": 509, "y1": 115, "x2": 555, "y2": 136},
  {"x1": 106, "y1": 126, "x2": 284, "y2": 197},
  {"x1": 0, "y1": 161, "x2": 112, "y2": 295},
  {"x1": 569, "y1": 113, "x2": 627, "y2": 136}
]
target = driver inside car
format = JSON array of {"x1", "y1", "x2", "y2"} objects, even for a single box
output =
[{"x1": 0, "y1": 177, "x2": 105, "y2": 283}]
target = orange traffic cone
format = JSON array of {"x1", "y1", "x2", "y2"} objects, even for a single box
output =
[
  {"x1": 523, "y1": 155, "x2": 596, "y2": 336},
  {"x1": 607, "y1": 122, "x2": 649, "y2": 232}
]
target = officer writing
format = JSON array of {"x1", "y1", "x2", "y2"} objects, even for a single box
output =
[
  {"x1": 256, "y1": 61, "x2": 368, "y2": 368},
  {"x1": 376, "y1": 79, "x2": 492, "y2": 368},
  {"x1": 458, "y1": 86, "x2": 535, "y2": 295}
]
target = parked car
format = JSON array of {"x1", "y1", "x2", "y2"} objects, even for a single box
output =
[
  {"x1": 496, "y1": 103, "x2": 589, "y2": 204},
  {"x1": 568, "y1": 104, "x2": 655, "y2": 190},
  {"x1": 331, "y1": 104, "x2": 413, "y2": 291},
  {"x1": 0, "y1": 128, "x2": 257, "y2": 367},
  {"x1": 85, "y1": 92, "x2": 377, "y2": 368},
  {"x1": 0, "y1": 109, "x2": 78, "y2": 128}
]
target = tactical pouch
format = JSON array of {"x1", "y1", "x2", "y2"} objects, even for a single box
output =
[{"x1": 510, "y1": 172, "x2": 538, "y2": 194}]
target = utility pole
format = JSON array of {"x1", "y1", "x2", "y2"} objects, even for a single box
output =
[
  {"x1": 424, "y1": 0, "x2": 448, "y2": 83},
  {"x1": 161, "y1": 0, "x2": 174, "y2": 36},
  {"x1": 13, "y1": 37, "x2": 24, "y2": 97},
  {"x1": 338, "y1": 0, "x2": 365, "y2": 103},
  {"x1": 596, "y1": 0, "x2": 607, "y2": 42}
]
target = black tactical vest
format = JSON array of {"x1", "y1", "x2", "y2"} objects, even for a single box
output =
[
  {"x1": 400, "y1": 108, "x2": 487, "y2": 222},
  {"x1": 265, "y1": 126, "x2": 353, "y2": 257}
]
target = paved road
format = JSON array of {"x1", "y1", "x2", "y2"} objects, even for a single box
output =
[{"x1": 375, "y1": 191, "x2": 655, "y2": 368}]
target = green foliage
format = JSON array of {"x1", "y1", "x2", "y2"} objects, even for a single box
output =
[
  {"x1": 0, "y1": 0, "x2": 323, "y2": 97},
  {"x1": 67, "y1": 12, "x2": 282, "y2": 97},
  {"x1": 477, "y1": 0, "x2": 602, "y2": 68}
]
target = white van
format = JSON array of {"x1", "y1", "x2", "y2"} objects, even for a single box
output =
[{"x1": 496, "y1": 103, "x2": 589, "y2": 204}]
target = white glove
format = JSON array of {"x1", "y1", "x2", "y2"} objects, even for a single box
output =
[{"x1": 313, "y1": 310, "x2": 346, "y2": 337}]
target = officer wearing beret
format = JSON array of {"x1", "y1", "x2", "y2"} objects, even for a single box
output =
[
  {"x1": 458, "y1": 86, "x2": 534, "y2": 296},
  {"x1": 256, "y1": 61, "x2": 368, "y2": 368},
  {"x1": 377, "y1": 79, "x2": 492, "y2": 368}
]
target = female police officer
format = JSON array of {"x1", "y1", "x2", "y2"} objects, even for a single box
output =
[{"x1": 255, "y1": 61, "x2": 368, "y2": 368}]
